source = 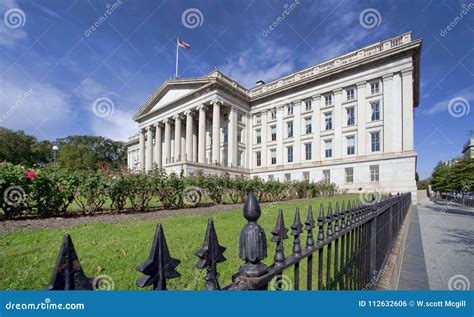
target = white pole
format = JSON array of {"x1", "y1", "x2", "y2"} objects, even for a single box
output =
[{"x1": 175, "y1": 37, "x2": 179, "y2": 79}]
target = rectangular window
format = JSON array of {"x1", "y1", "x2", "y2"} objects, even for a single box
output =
[
  {"x1": 370, "y1": 165, "x2": 379, "y2": 182},
  {"x1": 270, "y1": 108, "x2": 276, "y2": 120},
  {"x1": 287, "y1": 104, "x2": 293, "y2": 116},
  {"x1": 237, "y1": 128, "x2": 242, "y2": 143},
  {"x1": 304, "y1": 98, "x2": 312, "y2": 111},
  {"x1": 223, "y1": 127, "x2": 228, "y2": 142},
  {"x1": 305, "y1": 117, "x2": 312, "y2": 134},
  {"x1": 346, "y1": 88, "x2": 355, "y2": 100},
  {"x1": 271, "y1": 125, "x2": 277, "y2": 141},
  {"x1": 303, "y1": 171, "x2": 310, "y2": 181},
  {"x1": 256, "y1": 151, "x2": 261, "y2": 167},
  {"x1": 271, "y1": 149, "x2": 276, "y2": 165},
  {"x1": 256, "y1": 129, "x2": 261, "y2": 144},
  {"x1": 305, "y1": 143, "x2": 312, "y2": 160},
  {"x1": 346, "y1": 107, "x2": 355, "y2": 126},
  {"x1": 268, "y1": 174, "x2": 274, "y2": 181},
  {"x1": 287, "y1": 146, "x2": 293, "y2": 163},
  {"x1": 284, "y1": 173, "x2": 291, "y2": 182},
  {"x1": 287, "y1": 121, "x2": 293, "y2": 138},
  {"x1": 323, "y1": 170, "x2": 330, "y2": 184},
  {"x1": 325, "y1": 139, "x2": 333, "y2": 158},
  {"x1": 371, "y1": 101, "x2": 380, "y2": 121},
  {"x1": 325, "y1": 112, "x2": 333, "y2": 130},
  {"x1": 256, "y1": 114, "x2": 261, "y2": 124},
  {"x1": 347, "y1": 136, "x2": 355, "y2": 155},
  {"x1": 238, "y1": 113, "x2": 243, "y2": 122},
  {"x1": 370, "y1": 82, "x2": 380, "y2": 94},
  {"x1": 324, "y1": 94, "x2": 333, "y2": 106},
  {"x1": 371, "y1": 132, "x2": 380, "y2": 152},
  {"x1": 345, "y1": 168, "x2": 353, "y2": 184}
]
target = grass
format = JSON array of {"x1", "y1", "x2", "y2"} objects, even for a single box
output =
[{"x1": 0, "y1": 195, "x2": 359, "y2": 290}]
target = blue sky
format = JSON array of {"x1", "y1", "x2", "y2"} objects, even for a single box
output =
[{"x1": 0, "y1": 0, "x2": 472, "y2": 179}]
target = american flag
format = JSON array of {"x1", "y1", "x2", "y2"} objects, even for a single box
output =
[{"x1": 177, "y1": 39, "x2": 191, "y2": 49}]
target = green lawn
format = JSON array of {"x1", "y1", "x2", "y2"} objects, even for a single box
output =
[{"x1": 0, "y1": 195, "x2": 358, "y2": 290}]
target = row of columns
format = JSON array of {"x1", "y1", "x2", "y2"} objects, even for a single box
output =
[{"x1": 138, "y1": 99, "x2": 241, "y2": 171}]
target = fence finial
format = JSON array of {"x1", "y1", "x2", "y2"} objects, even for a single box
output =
[
  {"x1": 326, "y1": 202, "x2": 333, "y2": 237},
  {"x1": 238, "y1": 193, "x2": 267, "y2": 277},
  {"x1": 317, "y1": 203, "x2": 325, "y2": 242},
  {"x1": 195, "y1": 218, "x2": 226, "y2": 290},
  {"x1": 46, "y1": 234, "x2": 96, "y2": 290},
  {"x1": 291, "y1": 207, "x2": 303, "y2": 255},
  {"x1": 334, "y1": 202, "x2": 340, "y2": 235},
  {"x1": 136, "y1": 224, "x2": 180, "y2": 290},
  {"x1": 305, "y1": 206, "x2": 315, "y2": 247},
  {"x1": 340, "y1": 201, "x2": 346, "y2": 230},
  {"x1": 271, "y1": 209, "x2": 288, "y2": 265}
]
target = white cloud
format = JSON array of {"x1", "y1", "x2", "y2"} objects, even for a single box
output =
[
  {"x1": 90, "y1": 109, "x2": 137, "y2": 142},
  {"x1": 423, "y1": 86, "x2": 474, "y2": 115}
]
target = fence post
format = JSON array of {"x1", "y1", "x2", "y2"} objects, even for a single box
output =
[{"x1": 369, "y1": 207, "x2": 377, "y2": 286}]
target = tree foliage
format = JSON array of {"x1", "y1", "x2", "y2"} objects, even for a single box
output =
[{"x1": 431, "y1": 159, "x2": 474, "y2": 192}]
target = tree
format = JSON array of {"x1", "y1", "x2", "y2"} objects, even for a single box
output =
[
  {"x1": 0, "y1": 128, "x2": 51, "y2": 165},
  {"x1": 430, "y1": 159, "x2": 474, "y2": 193},
  {"x1": 58, "y1": 143, "x2": 96, "y2": 171}
]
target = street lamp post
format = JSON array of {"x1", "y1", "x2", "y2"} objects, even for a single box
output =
[{"x1": 52, "y1": 145, "x2": 59, "y2": 168}]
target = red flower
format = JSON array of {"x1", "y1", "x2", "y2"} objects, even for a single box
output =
[{"x1": 25, "y1": 170, "x2": 37, "y2": 180}]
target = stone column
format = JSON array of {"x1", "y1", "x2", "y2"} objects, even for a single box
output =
[
  {"x1": 276, "y1": 106, "x2": 284, "y2": 165},
  {"x1": 212, "y1": 99, "x2": 222, "y2": 164},
  {"x1": 261, "y1": 110, "x2": 267, "y2": 167},
  {"x1": 154, "y1": 123, "x2": 162, "y2": 168},
  {"x1": 228, "y1": 106, "x2": 238, "y2": 167},
  {"x1": 198, "y1": 105, "x2": 206, "y2": 163},
  {"x1": 174, "y1": 115, "x2": 182, "y2": 162},
  {"x1": 139, "y1": 128, "x2": 145, "y2": 171},
  {"x1": 334, "y1": 88, "x2": 342, "y2": 159},
  {"x1": 401, "y1": 69, "x2": 414, "y2": 151},
  {"x1": 293, "y1": 101, "x2": 301, "y2": 163},
  {"x1": 164, "y1": 119, "x2": 171, "y2": 164},
  {"x1": 312, "y1": 95, "x2": 321, "y2": 160},
  {"x1": 356, "y1": 82, "x2": 366, "y2": 155},
  {"x1": 382, "y1": 74, "x2": 393, "y2": 153},
  {"x1": 392, "y1": 72, "x2": 402, "y2": 152},
  {"x1": 146, "y1": 126, "x2": 153, "y2": 171},
  {"x1": 185, "y1": 110, "x2": 193, "y2": 162}
]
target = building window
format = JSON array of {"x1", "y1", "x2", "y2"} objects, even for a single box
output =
[
  {"x1": 237, "y1": 128, "x2": 242, "y2": 143},
  {"x1": 323, "y1": 170, "x2": 330, "y2": 184},
  {"x1": 268, "y1": 174, "x2": 274, "y2": 181},
  {"x1": 325, "y1": 139, "x2": 333, "y2": 158},
  {"x1": 270, "y1": 108, "x2": 277, "y2": 120},
  {"x1": 346, "y1": 136, "x2": 355, "y2": 155},
  {"x1": 287, "y1": 121, "x2": 293, "y2": 138},
  {"x1": 223, "y1": 127, "x2": 228, "y2": 142},
  {"x1": 238, "y1": 113, "x2": 243, "y2": 122},
  {"x1": 287, "y1": 146, "x2": 293, "y2": 163},
  {"x1": 255, "y1": 114, "x2": 261, "y2": 124},
  {"x1": 370, "y1": 165, "x2": 379, "y2": 182},
  {"x1": 305, "y1": 117, "x2": 312, "y2": 134},
  {"x1": 346, "y1": 107, "x2": 355, "y2": 126},
  {"x1": 303, "y1": 171, "x2": 310, "y2": 181},
  {"x1": 270, "y1": 149, "x2": 277, "y2": 164},
  {"x1": 304, "y1": 98, "x2": 312, "y2": 111},
  {"x1": 256, "y1": 129, "x2": 261, "y2": 144},
  {"x1": 345, "y1": 167, "x2": 353, "y2": 184},
  {"x1": 371, "y1": 132, "x2": 380, "y2": 152},
  {"x1": 305, "y1": 143, "x2": 312, "y2": 160},
  {"x1": 325, "y1": 112, "x2": 333, "y2": 130},
  {"x1": 284, "y1": 173, "x2": 291, "y2": 182},
  {"x1": 256, "y1": 151, "x2": 261, "y2": 167},
  {"x1": 371, "y1": 101, "x2": 380, "y2": 121},
  {"x1": 271, "y1": 125, "x2": 277, "y2": 141},
  {"x1": 287, "y1": 104, "x2": 293, "y2": 116},
  {"x1": 370, "y1": 82, "x2": 380, "y2": 94},
  {"x1": 346, "y1": 88, "x2": 355, "y2": 100},
  {"x1": 324, "y1": 94, "x2": 333, "y2": 106},
  {"x1": 237, "y1": 150, "x2": 242, "y2": 166}
]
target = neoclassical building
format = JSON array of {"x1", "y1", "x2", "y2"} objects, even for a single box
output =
[{"x1": 127, "y1": 32, "x2": 421, "y2": 200}]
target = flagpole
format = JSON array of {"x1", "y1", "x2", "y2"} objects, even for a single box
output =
[{"x1": 175, "y1": 37, "x2": 179, "y2": 79}]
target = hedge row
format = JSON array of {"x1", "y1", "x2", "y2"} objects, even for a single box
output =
[{"x1": 0, "y1": 162, "x2": 338, "y2": 219}]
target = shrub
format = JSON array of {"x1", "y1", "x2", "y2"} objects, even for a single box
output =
[
  {"x1": 0, "y1": 163, "x2": 29, "y2": 218},
  {"x1": 127, "y1": 172, "x2": 155, "y2": 212},
  {"x1": 74, "y1": 171, "x2": 108, "y2": 214}
]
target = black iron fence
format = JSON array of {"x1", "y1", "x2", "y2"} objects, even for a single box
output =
[{"x1": 46, "y1": 192, "x2": 411, "y2": 291}]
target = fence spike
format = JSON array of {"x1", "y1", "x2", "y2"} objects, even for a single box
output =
[
  {"x1": 291, "y1": 207, "x2": 303, "y2": 255},
  {"x1": 271, "y1": 209, "x2": 288, "y2": 265},
  {"x1": 317, "y1": 203, "x2": 325, "y2": 242},
  {"x1": 334, "y1": 202, "x2": 340, "y2": 235},
  {"x1": 305, "y1": 206, "x2": 315, "y2": 248},
  {"x1": 340, "y1": 201, "x2": 346, "y2": 230},
  {"x1": 46, "y1": 234, "x2": 96, "y2": 290},
  {"x1": 238, "y1": 193, "x2": 267, "y2": 277},
  {"x1": 136, "y1": 224, "x2": 181, "y2": 290},
  {"x1": 195, "y1": 218, "x2": 226, "y2": 290},
  {"x1": 326, "y1": 202, "x2": 333, "y2": 237}
]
